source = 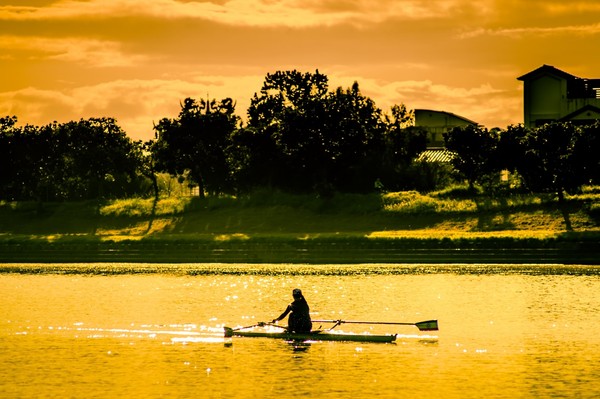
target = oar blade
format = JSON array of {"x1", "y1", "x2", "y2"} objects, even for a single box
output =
[{"x1": 415, "y1": 320, "x2": 438, "y2": 331}]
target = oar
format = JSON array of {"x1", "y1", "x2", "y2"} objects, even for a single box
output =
[
  {"x1": 224, "y1": 322, "x2": 268, "y2": 337},
  {"x1": 224, "y1": 321, "x2": 289, "y2": 338},
  {"x1": 232, "y1": 322, "x2": 266, "y2": 331},
  {"x1": 312, "y1": 319, "x2": 438, "y2": 331}
]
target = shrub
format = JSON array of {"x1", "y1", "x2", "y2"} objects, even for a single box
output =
[
  {"x1": 430, "y1": 183, "x2": 481, "y2": 198},
  {"x1": 100, "y1": 197, "x2": 191, "y2": 217},
  {"x1": 588, "y1": 202, "x2": 600, "y2": 218},
  {"x1": 382, "y1": 191, "x2": 478, "y2": 214},
  {"x1": 382, "y1": 191, "x2": 438, "y2": 213}
]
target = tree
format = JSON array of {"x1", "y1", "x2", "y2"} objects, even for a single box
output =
[
  {"x1": 247, "y1": 71, "x2": 393, "y2": 193},
  {"x1": 517, "y1": 122, "x2": 589, "y2": 231},
  {"x1": 228, "y1": 126, "x2": 283, "y2": 192},
  {"x1": 51, "y1": 118, "x2": 138, "y2": 200},
  {"x1": 0, "y1": 117, "x2": 59, "y2": 203},
  {"x1": 496, "y1": 124, "x2": 529, "y2": 173},
  {"x1": 132, "y1": 139, "x2": 160, "y2": 202},
  {"x1": 1, "y1": 116, "x2": 141, "y2": 202},
  {"x1": 26, "y1": 123, "x2": 57, "y2": 204},
  {"x1": 322, "y1": 82, "x2": 389, "y2": 192},
  {"x1": 575, "y1": 122, "x2": 600, "y2": 185},
  {"x1": 153, "y1": 97, "x2": 239, "y2": 197},
  {"x1": 0, "y1": 116, "x2": 24, "y2": 200},
  {"x1": 443, "y1": 125, "x2": 498, "y2": 191},
  {"x1": 247, "y1": 70, "x2": 330, "y2": 192},
  {"x1": 380, "y1": 105, "x2": 427, "y2": 190}
]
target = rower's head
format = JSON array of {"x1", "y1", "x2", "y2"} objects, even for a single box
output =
[{"x1": 292, "y1": 288, "x2": 303, "y2": 299}]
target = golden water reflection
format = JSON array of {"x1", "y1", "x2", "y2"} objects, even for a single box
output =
[{"x1": 1, "y1": 265, "x2": 599, "y2": 398}]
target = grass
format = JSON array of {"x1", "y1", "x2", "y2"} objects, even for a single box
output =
[
  {"x1": 0, "y1": 187, "x2": 598, "y2": 264},
  {"x1": 1, "y1": 187, "x2": 599, "y2": 239}
]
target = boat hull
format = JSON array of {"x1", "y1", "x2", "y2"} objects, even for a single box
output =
[{"x1": 224, "y1": 327, "x2": 396, "y2": 343}]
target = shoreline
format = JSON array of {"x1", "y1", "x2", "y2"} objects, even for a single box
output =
[
  {"x1": 1, "y1": 236, "x2": 598, "y2": 265},
  {"x1": 2, "y1": 192, "x2": 599, "y2": 265}
]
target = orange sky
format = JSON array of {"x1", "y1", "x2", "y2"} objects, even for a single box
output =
[{"x1": 1, "y1": 0, "x2": 600, "y2": 140}]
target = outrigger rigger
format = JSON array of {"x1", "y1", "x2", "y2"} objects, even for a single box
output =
[{"x1": 223, "y1": 319, "x2": 438, "y2": 343}]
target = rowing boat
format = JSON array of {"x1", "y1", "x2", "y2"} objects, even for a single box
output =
[
  {"x1": 224, "y1": 319, "x2": 437, "y2": 343},
  {"x1": 224, "y1": 327, "x2": 397, "y2": 343}
]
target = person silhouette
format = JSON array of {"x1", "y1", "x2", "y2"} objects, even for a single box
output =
[{"x1": 272, "y1": 288, "x2": 312, "y2": 333}]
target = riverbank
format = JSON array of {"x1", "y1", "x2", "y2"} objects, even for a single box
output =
[
  {"x1": 1, "y1": 189, "x2": 599, "y2": 264},
  {"x1": 0, "y1": 236, "x2": 598, "y2": 265}
]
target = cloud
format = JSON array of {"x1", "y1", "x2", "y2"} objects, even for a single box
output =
[
  {"x1": 543, "y1": 1, "x2": 600, "y2": 14},
  {"x1": 0, "y1": 35, "x2": 147, "y2": 67},
  {"x1": 460, "y1": 23, "x2": 600, "y2": 39},
  {"x1": 3, "y1": 0, "x2": 600, "y2": 32},
  {"x1": 0, "y1": 74, "x2": 264, "y2": 140},
  {"x1": 0, "y1": 87, "x2": 77, "y2": 124},
  {"x1": 0, "y1": 0, "x2": 490, "y2": 27},
  {"x1": 1, "y1": 70, "x2": 519, "y2": 142},
  {"x1": 337, "y1": 74, "x2": 520, "y2": 128}
]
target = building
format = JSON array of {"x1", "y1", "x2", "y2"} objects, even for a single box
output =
[
  {"x1": 517, "y1": 65, "x2": 600, "y2": 128},
  {"x1": 413, "y1": 109, "x2": 479, "y2": 164},
  {"x1": 414, "y1": 109, "x2": 479, "y2": 148}
]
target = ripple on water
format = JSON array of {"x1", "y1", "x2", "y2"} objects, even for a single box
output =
[{"x1": 1, "y1": 262, "x2": 599, "y2": 276}]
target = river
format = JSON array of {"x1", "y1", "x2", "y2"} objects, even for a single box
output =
[{"x1": 1, "y1": 263, "x2": 599, "y2": 398}]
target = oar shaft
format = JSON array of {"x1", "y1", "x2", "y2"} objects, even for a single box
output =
[
  {"x1": 312, "y1": 319, "x2": 438, "y2": 331},
  {"x1": 313, "y1": 320, "x2": 413, "y2": 325},
  {"x1": 232, "y1": 322, "x2": 264, "y2": 332}
]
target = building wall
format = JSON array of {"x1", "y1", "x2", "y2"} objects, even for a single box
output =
[
  {"x1": 524, "y1": 75, "x2": 563, "y2": 126},
  {"x1": 564, "y1": 98, "x2": 600, "y2": 119},
  {"x1": 566, "y1": 106, "x2": 600, "y2": 124}
]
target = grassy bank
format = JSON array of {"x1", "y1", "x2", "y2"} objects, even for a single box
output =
[{"x1": 1, "y1": 187, "x2": 599, "y2": 264}]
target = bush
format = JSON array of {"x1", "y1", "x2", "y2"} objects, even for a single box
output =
[
  {"x1": 588, "y1": 202, "x2": 600, "y2": 218},
  {"x1": 382, "y1": 191, "x2": 478, "y2": 214},
  {"x1": 100, "y1": 197, "x2": 191, "y2": 217},
  {"x1": 581, "y1": 185, "x2": 600, "y2": 194},
  {"x1": 430, "y1": 183, "x2": 481, "y2": 199},
  {"x1": 382, "y1": 191, "x2": 438, "y2": 213}
]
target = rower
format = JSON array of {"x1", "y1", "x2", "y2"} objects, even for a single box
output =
[{"x1": 272, "y1": 288, "x2": 312, "y2": 333}]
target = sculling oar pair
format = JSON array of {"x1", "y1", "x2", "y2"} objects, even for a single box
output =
[
  {"x1": 312, "y1": 319, "x2": 439, "y2": 331},
  {"x1": 224, "y1": 319, "x2": 438, "y2": 341},
  {"x1": 228, "y1": 319, "x2": 438, "y2": 333}
]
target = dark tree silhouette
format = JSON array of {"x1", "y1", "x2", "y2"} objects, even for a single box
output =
[
  {"x1": 153, "y1": 98, "x2": 239, "y2": 197},
  {"x1": 1, "y1": 116, "x2": 139, "y2": 202},
  {"x1": 321, "y1": 82, "x2": 389, "y2": 192},
  {"x1": 52, "y1": 118, "x2": 138, "y2": 200},
  {"x1": 575, "y1": 122, "x2": 600, "y2": 185},
  {"x1": 380, "y1": 105, "x2": 427, "y2": 190},
  {"x1": 517, "y1": 122, "x2": 589, "y2": 231},
  {"x1": 246, "y1": 71, "x2": 410, "y2": 194},
  {"x1": 247, "y1": 70, "x2": 330, "y2": 192},
  {"x1": 444, "y1": 125, "x2": 498, "y2": 191}
]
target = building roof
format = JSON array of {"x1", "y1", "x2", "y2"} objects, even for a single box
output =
[
  {"x1": 559, "y1": 104, "x2": 600, "y2": 121},
  {"x1": 416, "y1": 148, "x2": 455, "y2": 163},
  {"x1": 414, "y1": 109, "x2": 479, "y2": 126},
  {"x1": 517, "y1": 64, "x2": 578, "y2": 81}
]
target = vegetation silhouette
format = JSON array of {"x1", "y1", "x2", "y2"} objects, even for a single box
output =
[{"x1": 1, "y1": 70, "x2": 599, "y2": 233}]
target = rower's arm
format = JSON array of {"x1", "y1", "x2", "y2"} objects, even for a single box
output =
[{"x1": 273, "y1": 304, "x2": 292, "y2": 322}]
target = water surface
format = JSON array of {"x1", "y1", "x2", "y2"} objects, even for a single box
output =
[{"x1": 2, "y1": 263, "x2": 599, "y2": 398}]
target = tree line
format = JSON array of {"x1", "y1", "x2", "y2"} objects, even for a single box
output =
[
  {"x1": 445, "y1": 122, "x2": 600, "y2": 195},
  {"x1": 1, "y1": 70, "x2": 599, "y2": 204}
]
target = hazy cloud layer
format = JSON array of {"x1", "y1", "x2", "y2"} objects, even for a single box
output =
[{"x1": 0, "y1": 0, "x2": 488, "y2": 26}]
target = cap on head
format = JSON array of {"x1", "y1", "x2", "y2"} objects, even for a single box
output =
[{"x1": 293, "y1": 288, "x2": 302, "y2": 297}]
